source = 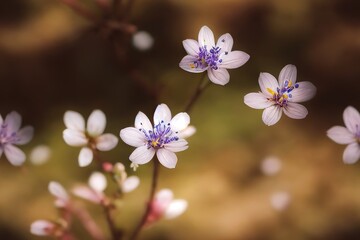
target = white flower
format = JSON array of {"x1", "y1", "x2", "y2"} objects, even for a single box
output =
[
  {"x1": 119, "y1": 103, "x2": 190, "y2": 169},
  {"x1": 261, "y1": 156, "x2": 282, "y2": 176},
  {"x1": 48, "y1": 181, "x2": 70, "y2": 208},
  {"x1": 327, "y1": 106, "x2": 360, "y2": 164},
  {"x1": 72, "y1": 172, "x2": 107, "y2": 204},
  {"x1": 63, "y1": 110, "x2": 118, "y2": 167},
  {"x1": 179, "y1": 25, "x2": 250, "y2": 86},
  {"x1": 30, "y1": 220, "x2": 56, "y2": 236},
  {"x1": 132, "y1": 31, "x2": 154, "y2": 51},
  {"x1": 30, "y1": 145, "x2": 51, "y2": 165},
  {"x1": 113, "y1": 163, "x2": 140, "y2": 193},
  {"x1": 244, "y1": 64, "x2": 316, "y2": 126},
  {"x1": 146, "y1": 189, "x2": 188, "y2": 225},
  {"x1": 0, "y1": 111, "x2": 34, "y2": 166},
  {"x1": 270, "y1": 191, "x2": 291, "y2": 211}
]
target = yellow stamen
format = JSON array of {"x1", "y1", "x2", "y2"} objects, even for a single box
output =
[
  {"x1": 151, "y1": 139, "x2": 160, "y2": 148},
  {"x1": 189, "y1": 63, "x2": 195, "y2": 69},
  {"x1": 288, "y1": 80, "x2": 292, "y2": 87},
  {"x1": 267, "y1": 88, "x2": 275, "y2": 95}
]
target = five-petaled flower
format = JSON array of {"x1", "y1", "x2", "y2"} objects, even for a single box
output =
[
  {"x1": 179, "y1": 25, "x2": 250, "y2": 86},
  {"x1": 244, "y1": 64, "x2": 316, "y2": 126},
  {"x1": 0, "y1": 111, "x2": 34, "y2": 166},
  {"x1": 63, "y1": 110, "x2": 118, "y2": 167},
  {"x1": 120, "y1": 104, "x2": 190, "y2": 169},
  {"x1": 327, "y1": 106, "x2": 360, "y2": 164}
]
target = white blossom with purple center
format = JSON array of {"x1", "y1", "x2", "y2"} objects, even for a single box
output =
[
  {"x1": 0, "y1": 111, "x2": 33, "y2": 166},
  {"x1": 179, "y1": 25, "x2": 250, "y2": 86},
  {"x1": 120, "y1": 104, "x2": 190, "y2": 169},
  {"x1": 327, "y1": 106, "x2": 360, "y2": 164},
  {"x1": 244, "y1": 64, "x2": 316, "y2": 126}
]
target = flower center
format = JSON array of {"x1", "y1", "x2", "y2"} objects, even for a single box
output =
[
  {"x1": 191, "y1": 46, "x2": 226, "y2": 70},
  {"x1": 267, "y1": 80, "x2": 299, "y2": 107},
  {"x1": 140, "y1": 121, "x2": 178, "y2": 149},
  {"x1": 0, "y1": 124, "x2": 18, "y2": 145}
]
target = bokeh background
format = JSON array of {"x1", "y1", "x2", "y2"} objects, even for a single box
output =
[{"x1": 0, "y1": 0, "x2": 360, "y2": 239}]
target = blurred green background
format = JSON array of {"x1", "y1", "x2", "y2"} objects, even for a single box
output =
[{"x1": 0, "y1": 0, "x2": 360, "y2": 239}]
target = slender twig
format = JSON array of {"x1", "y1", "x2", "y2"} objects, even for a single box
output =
[
  {"x1": 184, "y1": 73, "x2": 210, "y2": 113},
  {"x1": 123, "y1": 0, "x2": 137, "y2": 21},
  {"x1": 103, "y1": 204, "x2": 123, "y2": 240},
  {"x1": 129, "y1": 160, "x2": 159, "y2": 240}
]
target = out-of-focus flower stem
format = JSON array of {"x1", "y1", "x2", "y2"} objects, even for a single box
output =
[
  {"x1": 184, "y1": 72, "x2": 210, "y2": 112},
  {"x1": 129, "y1": 160, "x2": 159, "y2": 240}
]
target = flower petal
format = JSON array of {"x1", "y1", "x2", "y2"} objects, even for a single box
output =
[
  {"x1": 182, "y1": 39, "x2": 199, "y2": 56},
  {"x1": 89, "y1": 172, "x2": 107, "y2": 192},
  {"x1": 327, "y1": 126, "x2": 355, "y2": 144},
  {"x1": 72, "y1": 186, "x2": 102, "y2": 204},
  {"x1": 122, "y1": 176, "x2": 140, "y2": 193},
  {"x1": 4, "y1": 144, "x2": 26, "y2": 166},
  {"x1": 170, "y1": 113, "x2": 190, "y2": 132},
  {"x1": 283, "y1": 102, "x2": 308, "y2": 119},
  {"x1": 216, "y1": 33, "x2": 233, "y2": 53},
  {"x1": 207, "y1": 68, "x2": 230, "y2": 85},
  {"x1": 156, "y1": 148, "x2": 178, "y2": 169},
  {"x1": 164, "y1": 139, "x2": 188, "y2": 152},
  {"x1": 262, "y1": 106, "x2": 282, "y2": 126},
  {"x1": 290, "y1": 81, "x2": 316, "y2": 103},
  {"x1": 343, "y1": 143, "x2": 360, "y2": 164},
  {"x1": 164, "y1": 199, "x2": 188, "y2": 219},
  {"x1": 220, "y1": 51, "x2": 250, "y2": 69},
  {"x1": 198, "y1": 25, "x2": 215, "y2": 48},
  {"x1": 154, "y1": 104, "x2": 172, "y2": 125},
  {"x1": 278, "y1": 64, "x2": 297, "y2": 88},
  {"x1": 135, "y1": 111, "x2": 153, "y2": 132},
  {"x1": 343, "y1": 106, "x2": 360, "y2": 134},
  {"x1": 78, "y1": 147, "x2": 93, "y2": 167},
  {"x1": 177, "y1": 126, "x2": 196, "y2": 139},
  {"x1": 48, "y1": 181, "x2": 69, "y2": 201},
  {"x1": 129, "y1": 146, "x2": 155, "y2": 164},
  {"x1": 5, "y1": 111, "x2": 22, "y2": 132},
  {"x1": 244, "y1": 92, "x2": 273, "y2": 109},
  {"x1": 179, "y1": 55, "x2": 207, "y2": 73},
  {"x1": 96, "y1": 133, "x2": 118, "y2": 151},
  {"x1": 30, "y1": 220, "x2": 55, "y2": 236},
  {"x1": 120, "y1": 127, "x2": 146, "y2": 147},
  {"x1": 63, "y1": 129, "x2": 88, "y2": 146},
  {"x1": 259, "y1": 73, "x2": 279, "y2": 97},
  {"x1": 64, "y1": 111, "x2": 85, "y2": 131},
  {"x1": 16, "y1": 126, "x2": 34, "y2": 145},
  {"x1": 155, "y1": 189, "x2": 174, "y2": 207},
  {"x1": 87, "y1": 110, "x2": 106, "y2": 137}
]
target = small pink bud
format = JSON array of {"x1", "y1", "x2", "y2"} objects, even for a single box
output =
[{"x1": 102, "y1": 162, "x2": 113, "y2": 172}]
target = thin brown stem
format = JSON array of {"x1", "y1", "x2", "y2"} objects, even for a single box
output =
[
  {"x1": 129, "y1": 160, "x2": 159, "y2": 240},
  {"x1": 103, "y1": 204, "x2": 123, "y2": 240},
  {"x1": 184, "y1": 73, "x2": 210, "y2": 113}
]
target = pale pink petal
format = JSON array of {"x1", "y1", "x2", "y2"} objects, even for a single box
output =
[
  {"x1": 4, "y1": 144, "x2": 25, "y2": 166},
  {"x1": 16, "y1": 126, "x2": 34, "y2": 145},
  {"x1": 343, "y1": 143, "x2": 360, "y2": 164},
  {"x1": 164, "y1": 200, "x2": 188, "y2": 219},
  {"x1": 327, "y1": 126, "x2": 355, "y2": 144},
  {"x1": 207, "y1": 68, "x2": 229, "y2": 85},
  {"x1": 96, "y1": 133, "x2": 118, "y2": 151},
  {"x1": 89, "y1": 172, "x2": 107, "y2": 192},
  {"x1": 343, "y1": 106, "x2": 360, "y2": 134},
  {"x1": 154, "y1": 104, "x2": 172, "y2": 125},
  {"x1": 78, "y1": 147, "x2": 93, "y2": 167},
  {"x1": 170, "y1": 113, "x2": 190, "y2": 132},
  {"x1": 155, "y1": 189, "x2": 174, "y2": 208},
  {"x1": 179, "y1": 55, "x2": 207, "y2": 73},
  {"x1": 156, "y1": 148, "x2": 178, "y2": 169},
  {"x1": 283, "y1": 102, "x2": 308, "y2": 119},
  {"x1": 220, "y1": 51, "x2": 249, "y2": 69},
  {"x1": 129, "y1": 146, "x2": 155, "y2": 164},
  {"x1": 4, "y1": 111, "x2": 22, "y2": 132},
  {"x1": 63, "y1": 129, "x2": 88, "y2": 146},
  {"x1": 290, "y1": 81, "x2": 316, "y2": 103},
  {"x1": 278, "y1": 64, "x2": 297, "y2": 88},
  {"x1": 182, "y1": 39, "x2": 199, "y2": 56},
  {"x1": 64, "y1": 111, "x2": 85, "y2": 131},
  {"x1": 177, "y1": 126, "x2": 196, "y2": 139},
  {"x1": 198, "y1": 25, "x2": 215, "y2": 47},
  {"x1": 216, "y1": 33, "x2": 233, "y2": 53},
  {"x1": 270, "y1": 191, "x2": 291, "y2": 211},
  {"x1": 30, "y1": 220, "x2": 55, "y2": 236},
  {"x1": 48, "y1": 181, "x2": 69, "y2": 201},
  {"x1": 87, "y1": 110, "x2": 106, "y2": 137},
  {"x1": 244, "y1": 92, "x2": 273, "y2": 109},
  {"x1": 120, "y1": 127, "x2": 146, "y2": 147},
  {"x1": 122, "y1": 176, "x2": 140, "y2": 193},
  {"x1": 262, "y1": 106, "x2": 282, "y2": 126},
  {"x1": 135, "y1": 111, "x2": 153, "y2": 132},
  {"x1": 72, "y1": 186, "x2": 102, "y2": 204},
  {"x1": 258, "y1": 73, "x2": 279, "y2": 97},
  {"x1": 164, "y1": 139, "x2": 188, "y2": 152}
]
